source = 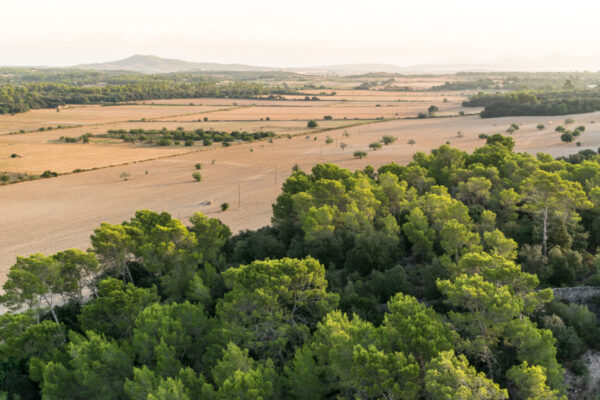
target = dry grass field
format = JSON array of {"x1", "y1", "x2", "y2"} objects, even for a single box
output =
[{"x1": 2, "y1": 82, "x2": 600, "y2": 282}]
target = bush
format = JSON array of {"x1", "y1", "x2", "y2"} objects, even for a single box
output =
[
  {"x1": 565, "y1": 117, "x2": 575, "y2": 124},
  {"x1": 353, "y1": 150, "x2": 367, "y2": 159},
  {"x1": 555, "y1": 125, "x2": 566, "y2": 132},
  {"x1": 221, "y1": 202, "x2": 230, "y2": 211},
  {"x1": 203, "y1": 138, "x2": 213, "y2": 146},
  {"x1": 119, "y1": 172, "x2": 130, "y2": 181},
  {"x1": 323, "y1": 115, "x2": 333, "y2": 120},
  {"x1": 195, "y1": 163, "x2": 202, "y2": 170},
  {"x1": 428, "y1": 105, "x2": 439, "y2": 114},
  {"x1": 192, "y1": 172, "x2": 202, "y2": 182},
  {"x1": 41, "y1": 170, "x2": 58, "y2": 178},
  {"x1": 369, "y1": 142, "x2": 382, "y2": 150},
  {"x1": 382, "y1": 135, "x2": 396, "y2": 145},
  {"x1": 307, "y1": 120, "x2": 318, "y2": 128},
  {"x1": 417, "y1": 112, "x2": 427, "y2": 119},
  {"x1": 325, "y1": 137, "x2": 334, "y2": 145},
  {"x1": 184, "y1": 139, "x2": 194, "y2": 146},
  {"x1": 537, "y1": 123, "x2": 545, "y2": 131},
  {"x1": 408, "y1": 139, "x2": 416, "y2": 145},
  {"x1": 158, "y1": 138, "x2": 171, "y2": 146}
]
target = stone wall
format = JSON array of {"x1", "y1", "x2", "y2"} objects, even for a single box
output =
[{"x1": 552, "y1": 286, "x2": 600, "y2": 304}]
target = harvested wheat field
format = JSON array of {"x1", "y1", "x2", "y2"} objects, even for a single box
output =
[{"x1": 2, "y1": 109, "x2": 600, "y2": 281}]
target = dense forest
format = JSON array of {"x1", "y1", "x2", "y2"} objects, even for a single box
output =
[
  {"x1": 0, "y1": 68, "x2": 295, "y2": 115},
  {"x1": 2, "y1": 135, "x2": 600, "y2": 399},
  {"x1": 463, "y1": 89, "x2": 600, "y2": 117}
]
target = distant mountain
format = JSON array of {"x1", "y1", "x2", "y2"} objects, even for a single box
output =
[
  {"x1": 73, "y1": 55, "x2": 277, "y2": 74},
  {"x1": 69, "y1": 54, "x2": 600, "y2": 75}
]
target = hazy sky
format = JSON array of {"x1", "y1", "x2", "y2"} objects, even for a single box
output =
[{"x1": 2, "y1": 0, "x2": 600, "y2": 68}]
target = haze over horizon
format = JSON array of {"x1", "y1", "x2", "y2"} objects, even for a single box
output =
[{"x1": 3, "y1": 0, "x2": 600, "y2": 71}]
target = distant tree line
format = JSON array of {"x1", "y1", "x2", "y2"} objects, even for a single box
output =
[
  {"x1": 0, "y1": 68, "x2": 299, "y2": 115},
  {"x1": 463, "y1": 89, "x2": 600, "y2": 117},
  {"x1": 101, "y1": 127, "x2": 275, "y2": 146}
]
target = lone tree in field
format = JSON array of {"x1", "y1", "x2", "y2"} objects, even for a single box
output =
[
  {"x1": 537, "y1": 124, "x2": 545, "y2": 131},
  {"x1": 192, "y1": 172, "x2": 202, "y2": 182},
  {"x1": 340, "y1": 142, "x2": 348, "y2": 151},
  {"x1": 221, "y1": 202, "x2": 230, "y2": 212},
  {"x1": 195, "y1": 163, "x2": 202, "y2": 170},
  {"x1": 369, "y1": 142, "x2": 382, "y2": 151},
  {"x1": 307, "y1": 120, "x2": 318, "y2": 128},
  {"x1": 353, "y1": 150, "x2": 367, "y2": 159},
  {"x1": 560, "y1": 132, "x2": 574, "y2": 143},
  {"x1": 428, "y1": 105, "x2": 439, "y2": 115},
  {"x1": 408, "y1": 139, "x2": 416, "y2": 145}
]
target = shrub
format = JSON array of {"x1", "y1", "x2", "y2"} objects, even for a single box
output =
[
  {"x1": 203, "y1": 117, "x2": 208, "y2": 121},
  {"x1": 428, "y1": 105, "x2": 439, "y2": 114},
  {"x1": 184, "y1": 139, "x2": 194, "y2": 146},
  {"x1": 576, "y1": 125, "x2": 586, "y2": 132},
  {"x1": 369, "y1": 142, "x2": 382, "y2": 150},
  {"x1": 408, "y1": 139, "x2": 416, "y2": 145},
  {"x1": 0, "y1": 174, "x2": 10, "y2": 183},
  {"x1": 325, "y1": 137, "x2": 334, "y2": 145},
  {"x1": 119, "y1": 172, "x2": 130, "y2": 181},
  {"x1": 353, "y1": 150, "x2": 367, "y2": 159},
  {"x1": 41, "y1": 170, "x2": 58, "y2": 178},
  {"x1": 195, "y1": 163, "x2": 202, "y2": 170},
  {"x1": 323, "y1": 115, "x2": 333, "y2": 120},
  {"x1": 417, "y1": 112, "x2": 427, "y2": 119},
  {"x1": 221, "y1": 202, "x2": 230, "y2": 211},
  {"x1": 537, "y1": 124, "x2": 545, "y2": 131},
  {"x1": 203, "y1": 138, "x2": 213, "y2": 146},
  {"x1": 382, "y1": 135, "x2": 396, "y2": 145},
  {"x1": 307, "y1": 120, "x2": 318, "y2": 128},
  {"x1": 192, "y1": 172, "x2": 202, "y2": 182},
  {"x1": 555, "y1": 125, "x2": 566, "y2": 132},
  {"x1": 10, "y1": 153, "x2": 19, "y2": 158},
  {"x1": 158, "y1": 138, "x2": 171, "y2": 146},
  {"x1": 340, "y1": 142, "x2": 348, "y2": 150},
  {"x1": 565, "y1": 117, "x2": 575, "y2": 124}
]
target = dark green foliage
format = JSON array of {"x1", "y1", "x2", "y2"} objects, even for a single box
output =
[
  {"x1": 464, "y1": 89, "x2": 600, "y2": 117},
  {"x1": 102, "y1": 127, "x2": 274, "y2": 146}
]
